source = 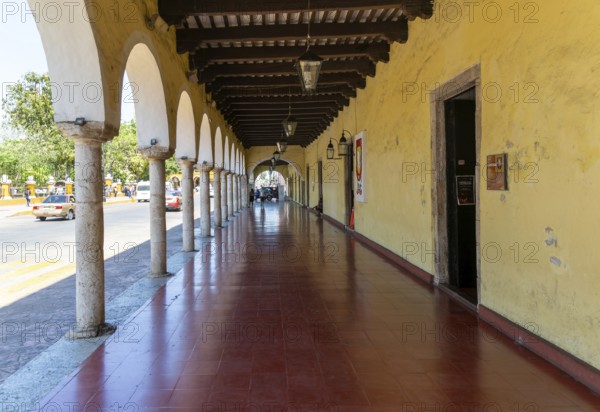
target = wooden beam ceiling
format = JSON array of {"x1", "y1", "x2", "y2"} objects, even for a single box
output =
[{"x1": 156, "y1": 0, "x2": 434, "y2": 148}]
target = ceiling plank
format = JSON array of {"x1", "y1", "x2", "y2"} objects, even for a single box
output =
[
  {"x1": 178, "y1": 20, "x2": 407, "y2": 50},
  {"x1": 213, "y1": 84, "x2": 356, "y2": 100},
  {"x1": 190, "y1": 43, "x2": 390, "y2": 66},
  {"x1": 160, "y1": 0, "x2": 433, "y2": 20},
  {"x1": 207, "y1": 73, "x2": 366, "y2": 93},
  {"x1": 200, "y1": 58, "x2": 376, "y2": 83}
]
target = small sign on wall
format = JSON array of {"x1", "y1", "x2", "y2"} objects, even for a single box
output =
[
  {"x1": 486, "y1": 153, "x2": 508, "y2": 190},
  {"x1": 456, "y1": 175, "x2": 475, "y2": 205}
]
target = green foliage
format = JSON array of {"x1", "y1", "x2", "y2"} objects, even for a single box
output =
[
  {"x1": 102, "y1": 119, "x2": 149, "y2": 183},
  {"x1": 0, "y1": 72, "x2": 171, "y2": 189},
  {"x1": 0, "y1": 72, "x2": 73, "y2": 186}
]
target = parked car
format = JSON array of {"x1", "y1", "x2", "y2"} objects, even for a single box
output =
[
  {"x1": 265, "y1": 187, "x2": 278, "y2": 201},
  {"x1": 165, "y1": 190, "x2": 182, "y2": 211},
  {"x1": 32, "y1": 195, "x2": 76, "y2": 221}
]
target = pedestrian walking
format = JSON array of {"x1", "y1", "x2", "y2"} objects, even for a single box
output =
[
  {"x1": 25, "y1": 188, "x2": 31, "y2": 207},
  {"x1": 249, "y1": 188, "x2": 255, "y2": 206},
  {"x1": 259, "y1": 187, "x2": 266, "y2": 209}
]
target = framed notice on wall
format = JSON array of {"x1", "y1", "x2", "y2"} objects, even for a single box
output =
[
  {"x1": 354, "y1": 131, "x2": 366, "y2": 202},
  {"x1": 486, "y1": 153, "x2": 508, "y2": 190},
  {"x1": 456, "y1": 175, "x2": 475, "y2": 205}
]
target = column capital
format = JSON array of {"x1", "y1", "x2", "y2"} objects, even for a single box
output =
[
  {"x1": 177, "y1": 157, "x2": 197, "y2": 167},
  {"x1": 139, "y1": 146, "x2": 174, "y2": 160},
  {"x1": 212, "y1": 167, "x2": 223, "y2": 173},
  {"x1": 194, "y1": 162, "x2": 214, "y2": 172},
  {"x1": 58, "y1": 121, "x2": 118, "y2": 144}
]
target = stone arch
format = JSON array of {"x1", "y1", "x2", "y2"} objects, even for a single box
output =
[
  {"x1": 175, "y1": 91, "x2": 196, "y2": 160},
  {"x1": 214, "y1": 127, "x2": 224, "y2": 169},
  {"x1": 124, "y1": 43, "x2": 169, "y2": 148},
  {"x1": 247, "y1": 156, "x2": 304, "y2": 183},
  {"x1": 198, "y1": 113, "x2": 213, "y2": 165},
  {"x1": 224, "y1": 136, "x2": 231, "y2": 171},
  {"x1": 233, "y1": 148, "x2": 239, "y2": 174},
  {"x1": 30, "y1": 1, "x2": 108, "y2": 125}
]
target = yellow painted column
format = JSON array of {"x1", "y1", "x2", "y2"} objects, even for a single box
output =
[
  {"x1": 26, "y1": 176, "x2": 36, "y2": 198},
  {"x1": 65, "y1": 178, "x2": 74, "y2": 195},
  {"x1": 47, "y1": 176, "x2": 56, "y2": 195}
]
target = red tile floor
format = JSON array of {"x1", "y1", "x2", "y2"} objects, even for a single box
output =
[{"x1": 41, "y1": 203, "x2": 600, "y2": 411}]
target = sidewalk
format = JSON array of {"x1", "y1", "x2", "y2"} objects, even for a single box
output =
[{"x1": 0, "y1": 196, "x2": 135, "y2": 218}]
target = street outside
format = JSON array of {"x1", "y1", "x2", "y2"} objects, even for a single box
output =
[{"x1": 0, "y1": 194, "x2": 212, "y2": 384}]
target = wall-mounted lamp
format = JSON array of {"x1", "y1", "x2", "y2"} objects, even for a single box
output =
[
  {"x1": 338, "y1": 129, "x2": 352, "y2": 157},
  {"x1": 326, "y1": 130, "x2": 352, "y2": 160},
  {"x1": 74, "y1": 117, "x2": 86, "y2": 126},
  {"x1": 146, "y1": 13, "x2": 170, "y2": 33},
  {"x1": 150, "y1": 138, "x2": 158, "y2": 146},
  {"x1": 187, "y1": 70, "x2": 199, "y2": 83}
]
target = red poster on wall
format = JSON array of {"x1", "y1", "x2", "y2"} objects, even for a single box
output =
[{"x1": 354, "y1": 131, "x2": 366, "y2": 202}]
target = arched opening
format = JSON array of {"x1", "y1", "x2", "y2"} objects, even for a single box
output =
[
  {"x1": 214, "y1": 128, "x2": 223, "y2": 170},
  {"x1": 198, "y1": 114, "x2": 213, "y2": 165},
  {"x1": 224, "y1": 136, "x2": 230, "y2": 171},
  {"x1": 124, "y1": 43, "x2": 169, "y2": 149},
  {"x1": 175, "y1": 91, "x2": 197, "y2": 160}
]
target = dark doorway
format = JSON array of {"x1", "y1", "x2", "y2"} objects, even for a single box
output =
[
  {"x1": 445, "y1": 88, "x2": 478, "y2": 304},
  {"x1": 317, "y1": 160, "x2": 323, "y2": 211},
  {"x1": 345, "y1": 144, "x2": 354, "y2": 227}
]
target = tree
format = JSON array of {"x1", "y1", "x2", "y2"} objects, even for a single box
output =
[
  {"x1": 0, "y1": 72, "x2": 74, "y2": 187},
  {"x1": 102, "y1": 120, "x2": 149, "y2": 183}
]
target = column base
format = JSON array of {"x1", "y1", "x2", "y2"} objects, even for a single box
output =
[
  {"x1": 150, "y1": 271, "x2": 174, "y2": 278},
  {"x1": 67, "y1": 322, "x2": 116, "y2": 340}
]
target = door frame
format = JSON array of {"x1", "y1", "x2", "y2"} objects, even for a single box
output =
[{"x1": 430, "y1": 64, "x2": 482, "y2": 300}]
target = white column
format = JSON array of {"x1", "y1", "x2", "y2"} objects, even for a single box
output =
[
  {"x1": 213, "y1": 168, "x2": 222, "y2": 228},
  {"x1": 232, "y1": 174, "x2": 239, "y2": 213},
  {"x1": 242, "y1": 175, "x2": 248, "y2": 208},
  {"x1": 200, "y1": 166, "x2": 211, "y2": 236},
  {"x1": 227, "y1": 173, "x2": 234, "y2": 218},
  {"x1": 180, "y1": 159, "x2": 195, "y2": 252},
  {"x1": 221, "y1": 171, "x2": 228, "y2": 222},
  {"x1": 72, "y1": 137, "x2": 111, "y2": 337},
  {"x1": 149, "y1": 156, "x2": 168, "y2": 277}
]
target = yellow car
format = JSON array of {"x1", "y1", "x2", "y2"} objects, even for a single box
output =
[{"x1": 33, "y1": 195, "x2": 76, "y2": 221}]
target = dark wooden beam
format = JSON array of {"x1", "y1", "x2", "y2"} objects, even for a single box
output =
[
  {"x1": 190, "y1": 43, "x2": 390, "y2": 66},
  {"x1": 227, "y1": 109, "x2": 337, "y2": 117},
  {"x1": 207, "y1": 73, "x2": 366, "y2": 93},
  {"x1": 213, "y1": 85, "x2": 356, "y2": 100},
  {"x1": 178, "y1": 20, "x2": 407, "y2": 51},
  {"x1": 159, "y1": 0, "x2": 433, "y2": 21},
  {"x1": 219, "y1": 94, "x2": 350, "y2": 108},
  {"x1": 200, "y1": 58, "x2": 376, "y2": 83},
  {"x1": 223, "y1": 101, "x2": 341, "y2": 110}
]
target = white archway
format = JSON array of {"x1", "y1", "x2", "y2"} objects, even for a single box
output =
[
  {"x1": 247, "y1": 156, "x2": 304, "y2": 183},
  {"x1": 175, "y1": 91, "x2": 196, "y2": 159},
  {"x1": 125, "y1": 43, "x2": 169, "y2": 147},
  {"x1": 214, "y1": 127, "x2": 223, "y2": 169},
  {"x1": 31, "y1": 1, "x2": 107, "y2": 124},
  {"x1": 224, "y1": 136, "x2": 231, "y2": 171},
  {"x1": 198, "y1": 114, "x2": 213, "y2": 164}
]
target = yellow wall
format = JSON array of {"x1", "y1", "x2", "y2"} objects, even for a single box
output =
[{"x1": 305, "y1": 0, "x2": 600, "y2": 369}]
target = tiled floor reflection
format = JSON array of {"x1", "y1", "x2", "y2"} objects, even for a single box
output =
[{"x1": 42, "y1": 203, "x2": 600, "y2": 411}]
